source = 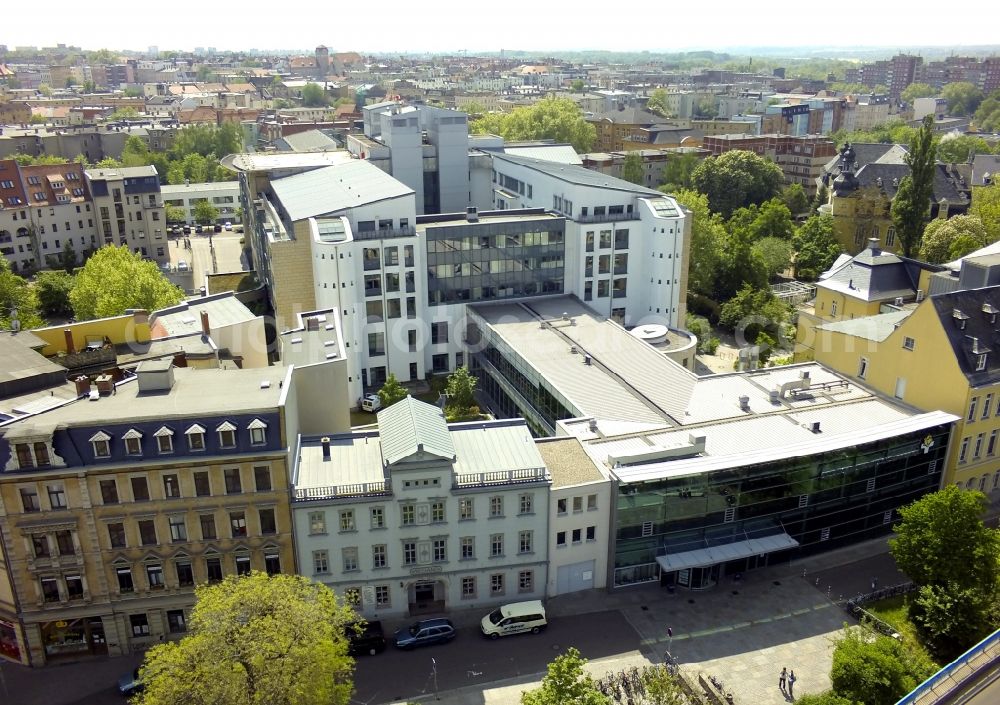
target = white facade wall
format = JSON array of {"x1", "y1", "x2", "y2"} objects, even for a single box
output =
[
  {"x1": 380, "y1": 111, "x2": 425, "y2": 213},
  {"x1": 32, "y1": 200, "x2": 98, "y2": 265},
  {"x1": 161, "y1": 182, "x2": 241, "y2": 224},
  {"x1": 547, "y1": 481, "x2": 613, "y2": 596},
  {"x1": 424, "y1": 109, "x2": 471, "y2": 214}
]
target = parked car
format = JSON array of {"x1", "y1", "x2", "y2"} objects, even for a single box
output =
[
  {"x1": 347, "y1": 620, "x2": 386, "y2": 656},
  {"x1": 224, "y1": 221, "x2": 233, "y2": 231},
  {"x1": 182, "y1": 226, "x2": 191, "y2": 235},
  {"x1": 394, "y1": 618, "x2": 456, "y2": 650},
  {"x1": 480, "y1": 600, "x2": 547, "y2": 639},
  {"x1": 118, "y1": 668, "x2": 143, "y2": 696},
  {"x1": 195, "y1": 225, "x2": 204, "y2": 234},
  {"x1": 213, "y1": 224, "x2": 222, "y2": 233},
  {"x1": 360, "y1": 393, "x2": 382, "y2": 412},
  {"x1": 177, "y1": 260, "x2": 189, "y2": 272}
]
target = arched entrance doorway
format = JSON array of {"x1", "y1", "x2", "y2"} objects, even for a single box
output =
[{"x1": 406, "y1": 579, "x2": 446, "y2": 615}]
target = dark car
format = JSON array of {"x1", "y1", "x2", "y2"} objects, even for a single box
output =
[
  {"x1": 394, "y1": 618, "x2": 456, "y2": 650},
  {"x1": 182, "y1": 226, "x2": 191, "y2": 234},
  {"x1": 347, "y1": 620, "x2": 386, "y2": 656},
  {"x1": 213, "y1": 224, "x2": 222, "y2": 233},
  {"x1": 117, "y1": 668, "x2": 143, "y2": 696},
  {"x1": 195, "y1": 224, "x2": 204, "y2": 234}
]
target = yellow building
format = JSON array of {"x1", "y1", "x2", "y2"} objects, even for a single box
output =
[
  {"x1": 811, "y1": 266, "x2": 1000, "y2": 490},
  {"x1": 795, "y1": 239, "x2": 941, "y2": 362}
]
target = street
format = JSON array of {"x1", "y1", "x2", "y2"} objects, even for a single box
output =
[{"x1": 167, "y1": 230, "x2": 246, "y2": 291}]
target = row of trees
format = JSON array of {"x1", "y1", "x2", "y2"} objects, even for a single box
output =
[
  {"x1": 378, "y1": 366, "x2": 480, "y2": 421},
  {"x1": 470, "y1": 97, "x2": 597, "y2": 153}
]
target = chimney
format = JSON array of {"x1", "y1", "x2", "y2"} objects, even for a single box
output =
[
  {"x1": 321, "y1": 436, "x2": 331, "y2": 461},
  {"x1": 64, "y1": 329, "x2": 76, "y2": 354},
  {"x1": 739, "y1": 395, "x2": 751, "y2": 411},
  {"x1": 200, "y1": 310, "x2": 210, "y2": 335},
  {"x1": 74, "y1": 375, "x2": 91, "y2": 396},
  {"x1": 306, "y1": 317, "x2": 320, "y2": 331},
  {"x1": 868, "y1": 237, "x2": 881, "y2": 255},
  {"x1": 95, "y1": 374, "x2": 115, "y2": 395}
]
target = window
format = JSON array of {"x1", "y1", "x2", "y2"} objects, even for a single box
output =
[
  {"x1": 969, "y1": 397, "x2": 979, "y2": 422},
  {"x1": 857, "y1": 357, "x2": 868, "y2": 379},
  {"x1": 53, "y1": 530, "x2": 73, "y2": 556},
  {"x1": 462, "y1": 576, "x2": 477, "y2": 598},
  {"x1": 248, "y1": 419, "x2": 268, "y2": 445},
  {"x1": 557, "y1": 531, "x2": 566, "y2": 547},
  {"x1": 894, "y1": 377, "x2": 906, "y2": 400},
  {"x1": 368, "y1": 332, "x2": 385, "y2": 356},
  {"x1": 155, "y1": 427, "x2": 174, "y2": 453},
  {"x1": 489, "y1": 496, "x2": 503, "y2": 518},
  {"x1": 309, "y1": 511, "x2": 326, "y2": 534},
  {"x1": 984, "y1": 394, "x2": 994, "y2": 420},
  {"x1": 265, "y1": 552, "x2": 281, "y2": 576},
  {"x1": 831, "y1": 300, "x2": 839, "y2": 317},
  {"x1": 975, "y1": 433, "x2": 985, "y2": 458},
  {"x1": 586, "y1": 526, "x2": 596, "y2": 541},
  {"x1": 375, "y1": 585, "x2": 390, "y2": 607},
  {"x1": 557, "y1": 498, "x2": 567, "y2": 515},
  {"x1": 168, "y1": 516, "x2": 187, "y2": 542},
  {"x1": 518, "y1": 570, "x2": 533, "y2": 593},
  {"x1": 163, "y1": 474, "x2": 180, "y2": 498},
  {"x1": 989, "y1": 430, "x2": 998, "y2": 456},
  {"x1": 885, "y1": 227, "x2": 896, "y2": 248},
  {"x1": 433, "y1": 538, "x2": 447, "y2": 562},
  {"x1": 91, "y1": 431, "x2": 111, "y2": 458},
  {"x1": 20, "y1": 487, "x2": 40, "y2": 512},
  {"x1": 130, "y1": 614, "x2": 150, "y2": 638},
  {"x1": 490, "y1": 574, "x2": 504, "y2": 595},
  {"x1": 401, "y1": 503, "x2": 416, "y2": 526},
  {"x1": 339, "y1": 509, "x2": 355, "y2": 532},
  {"x1": 117, "y1": 567, "x2": 135, "y2": 593},
  {"x1": 461, "y1": 536, "x2": 475, "y2": 560},
  {"x1": 146, "y1": 563, "x2": 165, "y2": 589},
  {"x1": 235, "y1": 554, "x2": 251, "y2": 576},
  {"x1": 519, "y1": 493, "x2": 533, "y2": 515},
  {"x1": 108, "y1": 523, "x2": 126, "y2": 549},
  {"x1": 186, "y1": 425, "x2": 206, "y2": 450},
  {"x1": 372, "y1": 544, "x2": 387, "y2": 569},
  {"x1": 166, "y1": 610, "x2": 187, "y2": 634},
  {"x1": 200, "y1": 514, "x2": 217, "y2": 540},
  {"x1": 431, "y1": 501, "x2": 445, "y2": 523},
  {"x1": 403, "y1": 541, "x2": 417, "y2": 565},
  {"x1": 230, "y1": 512, "x2": 247, "y2": 537},
  {"x1": 15, "y1": 444, "x2": 33, "y2": 469},
  {"x1": 258, "y1": 508, "x2": 276, "y2": 535},
  {"x1": 370, "y1": 506, "x2": 385, "y2": 529},
  {"x1": 519, "y1": 530, "x2": 533, "y2": 554},
  {"x1": 131, "y1": 476, "x2": 150, "y2": 502},
  {"x1": 100, "y1": 479, "x2": 119, "y2": 504},
  {"x1": 224, "y1": 468, "x2": 242, "y2": 494},
  {"x1": 40, "y1": 577, "x2": 60, "y2": 603},
  {"x1": 431, "y1": 321, "x2": 449, "y2": 344},
  {"x1": 32, "y1": 534, "x2": 50, "y2": 558},
  {"x1": 176, "y1": 562, "x2": 194, "y2": 587},
  {"x1": 194, "y1": 471, "x2": 211, "y2": 497},
  {"x1": 66, "y1": 575, "x2": 84, "y2": 600},
  {"x1": 217, "y1": 421, "x2": 237, "y2": 448},
  {"x1": 572, "y1": 528, "x2": 582, "y2": 543},
  {"x1": 253, "y1": 466, "x2": 272, "y2": 492},
  {"x1": 572, "y1": 496, "x2": 583, "y2": 512},
  {"x1": 313, "y1": 550, "x2": 329, "y2": 574},
  {"x1": 206, "y1": 557, "x2": 223, "y2": 582},
  {"x1": 459, "y1": 497, "x2": 474, "y2": 520},
  {"x1": 960, "y1": 436, "x2": 970, "y2": 463},
  {"x1": 47, "y1": 484, "x2": 67, "y2": 509},
  {"x1": 123, "y1": 430, "x2": 143, "y2": 456},
  {"x1": 490, "y1": 533, "x2": 504, "y2": 557},
  {"x1": 903, "y1": 336, "x2": 915, "y2": 351},
  {"x1": 587, "y1": 494, "x2": 598, "y2": 511},
  {"x1": 139, "y1": 520, "x2": 157, "y2": 546}
]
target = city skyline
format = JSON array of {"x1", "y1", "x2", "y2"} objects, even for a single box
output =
[{"x1": 3, "y1": 0, "x2": 1000, "y2": 57}]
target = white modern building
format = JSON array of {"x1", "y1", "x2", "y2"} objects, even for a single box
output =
[
  {"x1": 161, "y1": 181, "x2": 241, "y2": 225},
  {"x1": 291, "y1": 397, "x2": 550, "y2": 618}
]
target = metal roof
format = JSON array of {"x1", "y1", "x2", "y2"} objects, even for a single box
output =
[
  {"x1": 278, "y1": 129, "x2": 339, "y2": 153},
  {"x1": 220, "y1": 151, "x2": 355, "y2": 173},
  {"x1": 150, "y1": 293, "x2": 257, "y2": 338},
  {"x1": 270, "y1": 161, "x2": 413, "y2": 222},
  {"x1": 450, "y1": 419, "x2": 547, "y2": 477},
  {"x1": 818, "y1": 309, "x2": 914, "y2": 342},
  {"x1": 657, "y1": 532, "x2": 799, "y2": 572},
  {"x1": 377, "y1": 397, "x2": 455, "y2": 466},
  {"x1": 489, "y1": 152, "x2": 663, "y2": 196},
  {"x1": 499, "y1": 144, "x2": 583, "y2": 165}
]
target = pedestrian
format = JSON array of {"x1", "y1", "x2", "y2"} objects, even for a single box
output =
[
  {"x1": 871, "y1": 576, "x2": 878, "y2": 592},
  {"x1": 779, "y1": 667, "x2": 787, "y2": 691},
  {"x1": 788, "y1": 670, "x2": 796, "y2": 697}
]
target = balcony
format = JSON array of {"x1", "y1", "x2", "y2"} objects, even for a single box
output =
[
  {"x1": 293, "y1": 481, "x2": 392, "y2": 502},
  {"x1": 576, "y1": 211, "x2": 634, "y2": 224},
  {"x1": 454, "y1": 467, "x2": 549, "y2": 489},
  {"x1": 355, "y1": 226, "x2": 416, "y2": 241}
]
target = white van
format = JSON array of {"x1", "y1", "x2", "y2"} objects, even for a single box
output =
[{"x1": 480, "y1": 600, "x2": 547, "y2": 639}]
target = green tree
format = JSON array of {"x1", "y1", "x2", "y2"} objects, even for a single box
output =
[
  {"x1": 165, "y1": 205, "x2": 187, "y2": 224},
  {"x1": 29, "y1": 114, "x2": 47, "y2": 124},
  {"x1": 691, "y1": 150, "x2": 784, "y2": 218},
  {"x1": 445, "y1": 365, "x2": 477, "y2": 412},
  {"x1": 911, "y1": 581, "x2": 997, "y2": 659},
  {"x1": 34, "y1": 270, "x2": 75, "y2": 318},
  {"x1": 891, "y1": 115, "x2": 937, "y2": 257},
  {"x1": 659, "y1": 152, "x2": 699, "y2": 191},
  {"x1": 781, "y1": 183, "x2": 811, "y2": 215},
  {"x1": 520, "y1": 647, "x2": 608, "y2": 705},
  {"x1": 69, "y1": 246, "x2": 184, "y2": 320},
  {"x1": 109, "y1": 107, "x2": 140, "y2": 121},
  {"x1": 830, "y1": 626, "x2": 933, "y2": 705},
  {"x1": 643, "y1": 665, "x2": 684, "y2": 705},
  {"x1": 646, "y1": 88, "x2": 672, "y2": 117},
  {"x1": 792, "y1": 214, "x2": 842, "y2": 280},
  {"x1": 471, "y1": 97, "x2": 597, "y2": 153},
  {"x1": 301, "y1": 83, "x2": 329, "y2": 107},
  {"x1": 61, "y1": 240, "x2": 78, "y2": 272},
  {"x1": 971, "y1": 183, "x2": 1000, "y2": 244},
  {"x1": 377, "y1": 373, "x2": 408, "y2": 409},
  {"x1": 136, "y1": 572, "x2": 356, "y2": 705},
  {"x1": 570, "y1": 79, "x2": 585, "y2": 93},
  {"x1": 752, "y1": 237, "x2": 793, "y2": 278},
  {"x1": 621, "y1": 152, "x2": 644, "y2": 185},
  {"x1": 794, "y1": 693, "x2": 858, "y2": 705},
  {"x1": 718, "y1": 283, "x2": 790, "y2": 344},
  {"x1": 941, "y1": 81, "x2": 984, "y2": 117},
  {"x1": 37, "y1": 83, "x2": 52, "y2": 97},
  {"x1": 730, "y1": 199, "x2": 795, "y2": 242},
  {"x1": 195, "y1": 65, "x2": 214, "y2": 82},
  {"x1": 935, "y1": 134, "x2": 991, "y2": 163},
  {"x1": 0, "y1": 259, "x2": 44, "y2": 330},
  {"x1": 900, "y1": 83, "x2": 938, "y2": 104},
  {"x1": 692, "y1": 96, "x2": 717, "y2": 118},
  {"x1": 918, "y1": 215, "x2": 989, "y2": 264},
  {"x1": 193, "y1": 200, "x2": 220, "y2": 225},
  {"x1": 973, "y1": 89, "x2": 1000, "y2": 132},
  {"x1": 669, "y1": 189, "x2": 726, "y2": 297}
]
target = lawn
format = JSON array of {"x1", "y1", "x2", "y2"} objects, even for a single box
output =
[{"x1": 863, "y1": 595, "x2": 942, "y2": 668}]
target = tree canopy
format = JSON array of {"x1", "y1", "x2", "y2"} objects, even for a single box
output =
[
  {"x1": 445, "y1": 365, "x2": 478, "y2": 413},
  {"x1": 621, "y1": 152, "x2": 644, "y2": 185},
  {"x1": 301, "y1": 83, "x2": 329, "y2": 107},
  {"x1": 830, "y1": 626, "x2": 935, "y2": 705},
  {"x1": 974, "y1": 88, "x2": 1000, "y2": 132},
  {"x1": 0, "y1": 258, "x2": 43, "y2": 330},
  {"x1": 781, "y1": 183, "x2": 811, "y2": 215},
  {"x1": 520, "y1": 648, "x2": 608, "y2": 705},
  {"x1": 668, "y1": 189, "x2": 725, "y2": 298},
  {"x1": 935, "y1": 133, "x2": 991, "y2": 164},
  {"x1": 470, "y1": 97, "x2": 597, "y2": 153},
  {"x1": 34, "y1": 271, "x2": 75, "y2": 319},
  {"x1": 691, "y1": 150, "x2": 784, "y2": 219},
  {"x1": 377, "y1": 373, "x2": 408, "y2": 409},
  {"x1": 941, "y1": 82, "x2": 984, "y2": 117},
  {"x1": 891, "y1": 115, "x2": 937, "y2": 257},
  {"x1": 646, "y1": 88, "x2": 672, "y2": 117},
  {"x1": 194, "y1": 200, "x2": 220, "y2": 225},
  {"x1": 791, "y1": 214, "x2": 842, "y2": 280},
  {"x1": 659, "y1": 152, "x2": 699, "y2": 192},
  {"x1": 918, "y1": 215, "x2": 989, "y2": 264},
  {"x1": 971, "y1": 183, "x2": 1000, "y2": 244},
  {"x1": 136, "y1": 572, "x2": 356, "y2": 705},
  {"x1": 900, "y1": 83, "x2": 938, "y2": 104},
  {"x1": 69, "y1": 246, "x2": 184, "y2": 320}
]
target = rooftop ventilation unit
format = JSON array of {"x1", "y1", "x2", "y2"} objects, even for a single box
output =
[{"x1": 739, "y1": 395, "x2": 751, "y2": 411}]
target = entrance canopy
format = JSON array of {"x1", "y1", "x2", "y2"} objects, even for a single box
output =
[{"x1": 655, "y1": 532, "x2": 799, "y2": 573}]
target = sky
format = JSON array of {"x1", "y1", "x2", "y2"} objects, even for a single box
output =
[{"x1": 4, "y1": 0, "x2": 1000, "y2": 56}]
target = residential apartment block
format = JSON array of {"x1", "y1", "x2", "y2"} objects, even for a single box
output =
[
  {"x1": 161, "y1": 181, "x2": 240, "y2": 225},
  {"x1": 702, "y1": 134, "x2": 836, "y2": 195}
]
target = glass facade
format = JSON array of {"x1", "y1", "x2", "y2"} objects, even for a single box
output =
[
  {"x1": 425, "y1": 219, "x2": 565, "y2": 306},
  {"x1": 613, "y1": 423, "x2": 952, "y2": 588}
]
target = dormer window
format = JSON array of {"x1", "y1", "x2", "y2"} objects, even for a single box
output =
[
  {"x1": 185, "y1": 424, "x2": 206, "y2": 451},
  {"x1": 247, "y1": 419, "x2": 268, "y2": 446},
  {"x1": 953, "y1": 309, "x2": 969, "y2": 329},
  {"x1": 123, "y1": 429, "x2": 143, "y2": 456},
  {"x1": 154, "y1": 426, "x2": 174, "y2": 454},
  {"x1": 982, "y1": 303, "x2": 998, "y2": 324},
  {"x1": 216, "y1": 421, "x2": 237, "y2": 449},
  {"x1": 977, "y1": 353, "x2": 988, "y2": 371},
  {"x1": 89, "y1": 431, "x2": 111, "y2": 458}
]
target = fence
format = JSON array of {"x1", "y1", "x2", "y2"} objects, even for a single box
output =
[
  {"x1": 842, "y1": 582, "x2": 916, "y2": 639},
  {"x1": 895, "y1": 627, "x2": 1000, "y2": 705}
]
